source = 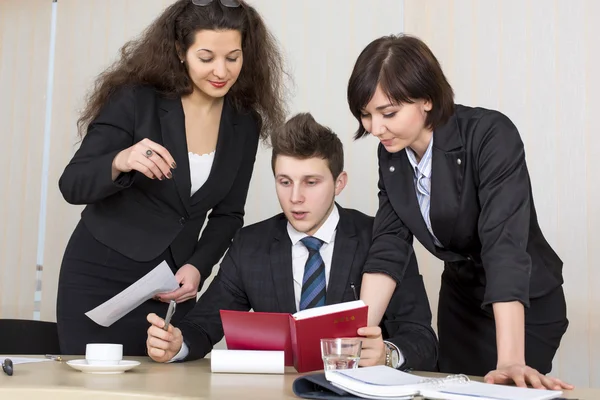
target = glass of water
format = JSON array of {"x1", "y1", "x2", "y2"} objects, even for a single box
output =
[{"x1": 320, "y1": 338, "x2": 362, "y2": 371}]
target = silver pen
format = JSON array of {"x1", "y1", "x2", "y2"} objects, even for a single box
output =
[{"x1": 163, "y1": 300, "x2": 177, "y2": 331}]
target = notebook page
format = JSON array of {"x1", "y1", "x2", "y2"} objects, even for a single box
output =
[
  {"x1": 326, "y1": 365, "x2": 424, "y2": 397},
  {"x1": 421, "y1": 380, "x2": 562, "y2": 400},
  {"x1": 335, "y1": 384, "x2": 413, "y2": 400}
]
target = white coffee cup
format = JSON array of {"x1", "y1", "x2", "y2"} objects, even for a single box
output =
[{"x1": 85, "y1": 343, "x2": 123, "y2": 366}]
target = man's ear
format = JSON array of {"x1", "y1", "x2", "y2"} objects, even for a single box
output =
[{"x1": 334, "y1": 171, "x2": 348, "y2": 196}]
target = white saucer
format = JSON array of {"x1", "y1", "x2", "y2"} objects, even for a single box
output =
[{"x1": 66, "y1": 359, "x2": 140, "y2": 374}]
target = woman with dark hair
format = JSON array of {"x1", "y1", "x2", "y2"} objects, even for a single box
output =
[
  {"x1": 347, "y1": 34, "x2": 571, "y2": 390},
  {"x1": 57, "y1": 0, "x2": 287, "y2": 355}
]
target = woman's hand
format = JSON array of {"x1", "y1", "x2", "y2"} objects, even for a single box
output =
[
  {"x1": 490, "y1": 302, "x2": 573, "y2": 390},
  {"x1": 156, "y1": 264, "x2": 201, "y2": 303},
  {"x1": 112, "y1": 138, "x2": 176, "y2": 180},
  {"x1": 484, "y1": 363, "x2": 573, "y2": 390}
]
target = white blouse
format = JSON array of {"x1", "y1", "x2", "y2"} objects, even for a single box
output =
[{"x1": 189, "y1": 151, "x2": 215, "y2": 196}]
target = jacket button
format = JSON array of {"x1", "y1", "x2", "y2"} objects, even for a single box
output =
[
  {"x1": 389, "y1": 166, "x2": 395, "y2": 172},
  {"x1": 179, "y1": 217, "x2": 186, "y2": 225}
]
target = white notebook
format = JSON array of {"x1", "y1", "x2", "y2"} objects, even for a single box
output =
[{"x1": 326, "y1": 366, "x2": 563, "y2": 400}]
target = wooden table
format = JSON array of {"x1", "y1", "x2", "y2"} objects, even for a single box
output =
[{"x1": 0, "y1": 356, "x2": 594, "y2": 399}]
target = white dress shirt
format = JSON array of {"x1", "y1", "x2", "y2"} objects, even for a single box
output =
[
  {"x1": 405, "y1": 137, "x2": 443, "y2": 247},
  {"x1": 287, "y1": 205, "x2": 339, "y2": 312}
]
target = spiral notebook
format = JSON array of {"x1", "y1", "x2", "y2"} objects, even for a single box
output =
[{"x1": 326, "y1": 366, "x2": 563, "y2": 400}]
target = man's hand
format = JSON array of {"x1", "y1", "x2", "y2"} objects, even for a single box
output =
[
  {"x1": 356, "y1": 326, "x2": 386, "y2": 367},
  {"x1": 146, "y1": 313, "x2": 184, "y2": 363}
]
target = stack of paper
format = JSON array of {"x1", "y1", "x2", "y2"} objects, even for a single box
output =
[{"x1": 85, "y1": 261, "x2": 179, "y2": 327}]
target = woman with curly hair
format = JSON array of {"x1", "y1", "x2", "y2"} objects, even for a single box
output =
[{"x1": 57, "y1": 0, "x2": 287, "y2": 356}]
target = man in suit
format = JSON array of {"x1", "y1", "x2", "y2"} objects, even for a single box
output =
[{"x1": 146, "y1": 113, "x2": 438, "y2": 370}]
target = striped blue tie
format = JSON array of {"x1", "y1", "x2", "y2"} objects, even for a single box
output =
[{"x1": 299, "y1": 236, "x2": 326, "y2": 310}]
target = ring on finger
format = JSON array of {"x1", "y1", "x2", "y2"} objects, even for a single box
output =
[{"x1": 145, "y1": 149, "x2": 153, "y2": 157}]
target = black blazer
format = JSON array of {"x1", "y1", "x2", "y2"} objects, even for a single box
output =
[
  {"x1": 58, "y1": 85, "x2": 260, "y2": 279},
  {"x1": 363, "y1": 105, "x2": 563, "y2": 308},
  {"x1": 178, "y1": 206, "x2": 438, "y2": 371}
]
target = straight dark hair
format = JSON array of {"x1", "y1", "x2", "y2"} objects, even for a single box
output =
[
  {"x1": 271, "y1": 113, "x2": 344, "y2": 180},
  {"x1": 347, "y1": 34, "x2": 455, "y2": 139}
]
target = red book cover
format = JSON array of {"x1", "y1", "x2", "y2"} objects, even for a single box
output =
[
  {"x1": 289, "y1": 302, "x2": 368, "y2": 373},
  {"x1": 220, "y1": 310, "x2": 294, "y2": 366},
  {"x1": 220, "y1": 301, "x2": 367, "y2": 373}
]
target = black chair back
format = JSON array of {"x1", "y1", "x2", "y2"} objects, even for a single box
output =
[{"x1": 0, "y1": 319, "x2": 60, "y2": 354}]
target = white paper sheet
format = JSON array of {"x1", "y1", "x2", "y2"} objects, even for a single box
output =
[
  {"x1": 210, "y1": 349, "x2": 285, "y2": 374},
  {"x1": 1, "y1": 357, "x2": 52, "y2": 365},
  {"x1": 85, "y1": 260, "x2": 179, "y2": 327}
]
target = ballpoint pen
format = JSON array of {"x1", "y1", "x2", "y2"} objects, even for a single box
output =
[
  {"x1": 163, "y1": 299, "x2": 177, "y2": 331},
  {"x1": 350, "y1": 283, "x2": 358, "y2": 300},
  {"x1": 45, "y1": 354, "x2": 63, "y2": 362},
  {"x1": 2, "y1": 358, "x2": 13, "y2": 376}
]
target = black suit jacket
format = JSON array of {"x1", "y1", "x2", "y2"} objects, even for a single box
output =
[
  {"x1": 58, "y1": 85, "x2": 260, "y2": 279},
  {"x1": 178, "y1": 206, "x2": 438, "y2": 371},
  {"x1": 363, "y1": 105, "x2": 563, "y2": 308}
]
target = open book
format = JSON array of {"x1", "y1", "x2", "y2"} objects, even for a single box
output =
[
  {"x1": 220, "y1": 300, "x2": 367, "y2": 373},
  {"x1": 326, "y1": 365, "x2": 563, "y2": 400}
]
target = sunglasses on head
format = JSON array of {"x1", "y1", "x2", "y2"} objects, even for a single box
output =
[{"x1": 191, "y1": 0, "x2": 241, "y2": 7}]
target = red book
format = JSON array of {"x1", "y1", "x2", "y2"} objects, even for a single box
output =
[{"x1": 220, "y1": 300, "x2": 368, "y2": 373}]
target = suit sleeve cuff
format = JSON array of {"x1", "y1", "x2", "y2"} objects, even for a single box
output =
[
  {"x1": 384, "y1": 340, "x2": 405, "y2": 369},
  {"x1": 481, "y1": 266, "x2": 530, "y2": 308},
  {"x1": 113, "y1": 170, "x2": 136, "y2": 188},
  {"x1": 168, "y1": 340, "x2": 189, "y2": 363}
]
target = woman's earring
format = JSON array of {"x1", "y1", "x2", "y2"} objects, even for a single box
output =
[{"x1": 180, "y1": 59, "x2": 184, "y2": 64}]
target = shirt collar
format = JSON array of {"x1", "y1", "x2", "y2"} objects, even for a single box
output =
[
  {"x1": 405, "y1": 135, "x2": 434, "y2": 179},
  {"x1": 287, "y1": 204, "x2": 340, "y2": 245}
]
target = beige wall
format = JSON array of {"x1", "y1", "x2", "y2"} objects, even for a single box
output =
[
  {"x1": 0, "y1": 0, "x2": 598, "y2": 387},
  {"x1": 0, "y1": 0, "x2": 52, "y2": 319},
  {"x1": 403, "y1": 0, "x2": 600, "y2": 387}
]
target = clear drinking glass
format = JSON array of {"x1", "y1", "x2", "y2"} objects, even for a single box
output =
[{"x1": 320, "y1": 338, "x2": 362, "y2": 371}]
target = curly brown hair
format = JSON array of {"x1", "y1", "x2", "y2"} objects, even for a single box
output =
[{"x1": 77, "y1": 0, "x2": 287, "y2": 140}]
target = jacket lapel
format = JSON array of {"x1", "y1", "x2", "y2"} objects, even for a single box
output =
[
  {"x1": 159, "y1": 96, "x2": 191, "y2": 214},
  {"x1": 269, "y1": 218, "x2": 297, "y2": 314},
  {"x1": 383, "y1": 149, "x2": 437, "y2": 253},
  {"x1": 189, "y1": 98, "x2": 241, "y2": 206},
  {"x1": 430, "y1": 113, "x2": 465, "y2": 248},
  {"x1": 326, "y1": 206, "x2": 359, "y2": 305}
]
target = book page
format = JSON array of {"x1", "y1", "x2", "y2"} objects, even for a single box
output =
[{"x1": 292, "y1": 300, "x2": 366, "y2": 320}]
